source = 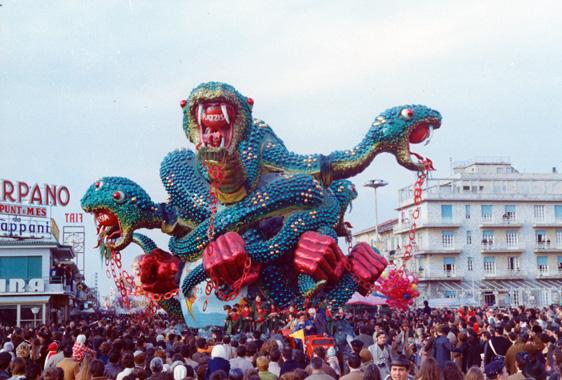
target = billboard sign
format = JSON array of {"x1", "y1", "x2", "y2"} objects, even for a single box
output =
[{"x1": 0, "y1": 179, "x2": 71, "y2": 240}]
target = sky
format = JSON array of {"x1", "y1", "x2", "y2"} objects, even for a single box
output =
[{"x1": 1, "y1": 0, "x2": 562, "y2": 296}]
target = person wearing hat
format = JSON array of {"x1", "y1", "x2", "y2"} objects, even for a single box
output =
[
  {"x1": 484, "y1": 357, "x2": 508, "y2": 380},
  {"x1": 384, "y1": 355, "x2": 413, "y2": 380}
]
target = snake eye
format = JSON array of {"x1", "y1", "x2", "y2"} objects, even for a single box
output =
[
  {"x1": 95, "y1": 180, "x2": 103, "y2": 190},
  {"x1": 113, "y1": 191, "x2": 126, "y2": 204},
  {"x1": 400, "y1": 108, "x2": 414, "y2": 120}
]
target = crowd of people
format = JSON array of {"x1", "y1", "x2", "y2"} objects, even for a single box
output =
[{"x1": 1, "y1": 300, "x2": 562, "y2": 380}]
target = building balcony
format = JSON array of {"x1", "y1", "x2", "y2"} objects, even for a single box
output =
[
  {"x1": 533, "y1": 243, "x2": 562, "y2": 253},
  {"x1": 532, "y1": 218, "x2": 562, "y2": 228},
  {"x1": 481, "y1": 244, "x2": 524, "y2": 254},
  {"x1": 47, "y1": 276, "x2": 74, "y2": 294},
  {"x1": 483, "y1": 270, "x2": 525, "y2": 280},
  {"x1": 414, "y1": 247, "x2": 462, "y2": 255},
  {"x1": 480, "y1": 216, "x2": 522, "y2": 228},
  {"x1": 393, "y1": 219, "x2": 461, "y2": 234},
  {"x1": 536, "y1": 268, "x2": 562, "y2": 279},
  {"x1": 417, "y1": 270, "x2": 461, "y2": 281}
]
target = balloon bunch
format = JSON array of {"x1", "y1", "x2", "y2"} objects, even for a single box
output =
[{"x1": 375, "y1": 268, "x2": 420, "y2": 311}]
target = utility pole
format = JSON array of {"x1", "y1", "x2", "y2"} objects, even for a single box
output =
[{"x1": 364, "y1": 179, "x2": 388, "y2": 249}]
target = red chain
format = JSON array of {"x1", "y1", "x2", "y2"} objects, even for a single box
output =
[
  {"x1": 104, "y1": 250, "x2": 131, "y2": 309},
  {"x1": 401, "y1": 154, "x2": 434, "y2": 265},
  {"x1": 201, "y1": 158, "x2": 228, "y2": 310},
  {"x1": 203, "y1": 161, "x2": 226, "y2": 241},
  {"x1": 346, "y1": 155, "x2": 434, "y2": 294}
]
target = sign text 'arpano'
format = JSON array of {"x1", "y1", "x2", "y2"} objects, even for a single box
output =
[{"x1": 1, "y1": 179, "x2": 70, "y2": 206}]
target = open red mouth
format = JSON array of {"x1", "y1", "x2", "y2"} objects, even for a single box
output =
[
  {"x1": 408, "y1": 118, "x2": 441, "y2": 145},
  {"x1": 195, "y1": 101, "x2": 236, "y2": 149},
  {"x1": 94, "y1": 210, "x2": 122, "y2": 248}
]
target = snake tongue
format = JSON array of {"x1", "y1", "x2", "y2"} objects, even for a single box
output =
[{"x1": 198, "y1": 103, "x2": 234, "y2": 149}]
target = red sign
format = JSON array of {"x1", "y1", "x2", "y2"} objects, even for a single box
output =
[
  {"x1": 1, "y1": 179, "x2": 70, "y2": 206},
  {"x1": 65, "y1": 213, "x2": 84, "y2": 223}
]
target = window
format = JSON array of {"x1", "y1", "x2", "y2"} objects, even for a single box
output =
[
  {"x1": 512, "y1": 290, "x2": 520, "y2": 306},
  {"x1": 444, "y1": 290, "x2": 456, "y2": 298},
  {"x1": 466, "y1": 230, "x2": 472, "y2": 245},
  {"x1": 537, "y1": 256, "x2": 548, "y2": 274},
  {"x1": 556, "y1": 231, "x2": 562, "y2": 248},
  {"x1": 556, "y1": 205, "x2": 562, "y2": 222},
  {"x1": 0, "y1": 257, "x2": 42, "y2": 281},
  {"x1": 507, "y1": 256, "x2": 520, "y2": 271},
  {"x1": 442, "y1": 231, "x2": 454, "y2": 248},
  {"x1": 467, "y1": 257, "x2": 473, "y2": 271},
  {"x1": 483, "y1": 291, "x2": 496, "y2": 306},
  {"x1": 536, "y1": 230, "x2": 550, "y2": 247},
  {"x1": 504, "y1": 205, "x2": 516, "y2": 222},
  {"x1": 443, "y1": 257, "x2": 455, "y2": 276},
  {"x1": 465, "y1": 205, "x2": 471, "y2": 219},
  {"x1": 506, "y1": 230, "x2": 518, "y2": 248},
  {"x1": 441, "y1": 205, "x2": 453, "y2": 223},
  {"x1": 482, "y1": 230, "x2": 494, "y2": 248},
  {"x1": 481, "y1": 205, "x2": 493, "y2": 221},
  {"x1": 558, "y1": 256, "x2": 562, "y2": 272},
  {"x1": 534, "y1": 205, "x2": 545, "y2": 221},
  {"x1": 484, "y1": 257, "x2": 496, "y2": 274}
]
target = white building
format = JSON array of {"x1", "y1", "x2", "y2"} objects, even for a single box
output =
[
  {"x1": 357, "y1": 158, "x2": 562, "y2": 307},
  {"x1": 0, "y1": 237, "x2": 83, "y2": 327}
]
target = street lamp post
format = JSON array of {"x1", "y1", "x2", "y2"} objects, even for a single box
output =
[
  {"x1": 364, "y1": 179, "x2": 388, "y2": 249},
  {"x1": 30, "y1": 306, "x2": 40, "y2": 327}
]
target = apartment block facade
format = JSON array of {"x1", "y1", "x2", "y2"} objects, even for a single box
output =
[{"x1": 356, "y1": 159, "x2": 562, "y2": 307}]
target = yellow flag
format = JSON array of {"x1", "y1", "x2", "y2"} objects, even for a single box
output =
[{"x1": 289, "y1": 329, "x2": 304, "y2": 341}]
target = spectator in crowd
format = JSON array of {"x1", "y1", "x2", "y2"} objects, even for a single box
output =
[
  {"x1": 2, "y1": 298, "x2": 562, "y2": 380},
  {"x1": 338, "y1": 354, "x2": 361, "y2": 380},
  {"x1": 56, "y1": 346, "x2": 79, "y2": 380},
  {"x1": 104, "y1": 351, "x2": 122, "y2": 380},
  {"x1": 89, "y1": 359, "x2": 109, "y2": 380},
  {"x1": 305, "y1": 357, "x2": 333, "y2": 380},
  {"x1": 268, "y1": 349, "x2": 281, "y2": 378},
  {"x1": 368, "y1": 333, "x2": 391, "y2": 379},
  {"x1": 386, "y1": 355, "x2": 413, "y2": 380},
  {"x1": 256, "y1": 356, "x2": 277, "y2": 380},
  {"x1": 484, "y1": 327, "x2": 512, "y2": 366},
  {"x1": 230, "y1": 346, "x2": 253, "y2": 374},
  {"x1": 206, "y1": 344, "x2": 231, "y2": 380},
  {"x1": 413, "y1": 357, "x2": 439, "y2": 380},
  {"x1": 464, "y1": 367, "x2": 484, "y2": 380},
  {"x1": 484, "y1": 358, "x2": 509, "y2": 380},
  {"x1": 115, "y1": 353, "x2": 134, "y2": 380},
  {"x1": 432, "y1": 325, "x2": 453, "y2": 369}
]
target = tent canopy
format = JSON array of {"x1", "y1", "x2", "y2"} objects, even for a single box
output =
[{"x1": 346, "y1": 292, "x2": 387, "y2": 306}]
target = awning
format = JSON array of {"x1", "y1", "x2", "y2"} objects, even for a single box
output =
[
  {"x1": 430, "y1": 279, "x2": 562, "y2": 292},
  {"x1": 346, "y1": 292, "x2": 387, "y2": 306},
  {"x1": 0, "y1": 296, "x2": 51, "y2": 304},
  {"x1": 536, "y1": 279, "x2": 562, "y2": 288}
]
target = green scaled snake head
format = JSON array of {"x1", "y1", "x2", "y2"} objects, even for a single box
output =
[
  {"x1": 332, "y1": 180, "x2": 358, "y2": 215},
  {"x1": 182, "y1": 81, "x2": 253, "y2": 163},
  {"x1": 374, "y1": 105, "x2": 442, "y2": 171},
  {"x1": 80, "y1": 177, "x2": 160, "y2": 251}
]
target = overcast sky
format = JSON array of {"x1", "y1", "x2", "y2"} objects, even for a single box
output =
[{"x1": 2, "y1": 1, "x2": 562, "y2": 295}]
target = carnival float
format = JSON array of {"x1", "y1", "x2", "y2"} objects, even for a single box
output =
[{"x1": 81, "y1": 82, "x2": 441, "y2": 322}]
